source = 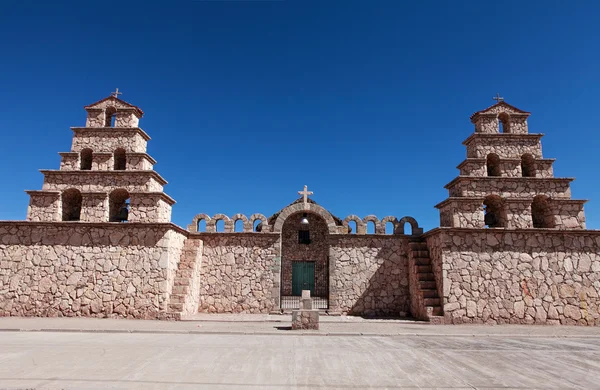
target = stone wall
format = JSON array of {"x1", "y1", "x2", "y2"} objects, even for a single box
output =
[
  {"x1": 0, "y1": 222, "x2": 186, "y2": 319},
  {"x1": 41, "y1": 172, "x2": 165, "y2": 193},
  {"x1": 425, "y1": 228, "x2": 600, "y2": 325},
  {"x1": 329, "y1": 235, "x2": 410, "y2": 316},
  {"x1": 26, "y1": 192, "x2": 60, "y2": 222},
  {"x1": 72, "y1": 128, "x2": 148, "y2": 154},
  {"x1": 198, "y1": 233, "x2": 281, "y2": 313},
  {"x1": 447, "y1": 177, "x2": 572, "y2": 199},
  {"x1": 281, "y1": 212, "x2": 329, "y2": 297},
  {"x1": 465, "y1": 135, "x2": 542, "y2": 159},
  {"x1": 458, "y1": 159, "x2": 554, "y2": 178}
]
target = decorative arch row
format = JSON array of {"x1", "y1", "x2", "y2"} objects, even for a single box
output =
[
  {"x1": 189, "y1": 213, "x2": 269, "y2": 233},
  {"x1": 79, "y1": 148, "x2": 127, "y2": 171},
  {"x1": 61, "y1": 188, "x2": 130, "y2": 222},
  {"x1": 486, "y1": 153, "x2": 537, "y2": 177},
  {"x1": 484, "y1": 194, "x2": 554, "y2": 228},
  {"x1": 342, "y1": 215, "x2": 423, "y2": 235}
]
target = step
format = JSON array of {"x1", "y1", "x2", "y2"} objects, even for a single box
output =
[
  {"x1": 419, "y1": 280, "x2": 437, "y2": 289},
  {"x1": 430, "y1": 307, "x2": 443, "y2": 317},
  {"x1": 417, "y1": 273, "x2": 435, "y2": 281},
  {"x1": 169, "y1": 294, "x2": 186, "y2": 304},
  {"x1": 176, "y1": 262, "x2": 195, "y2": 270},
  {"x1": 167, "y1": 303, "x2": 183, "y2": 312},
  {"x1": 414, "y1": 257, "x2": 431, "y2": 266},
  {"x1": 409, "y1": 242, "x2": 428, "y2": 250},
  {"x1": 178, "y1": 269, "x2": 194, "y2": 278},
  {"x1": 171, "y1": 285, "x2": 189, "y2": 295},
  {"x1": 416, "y1": 265, "x2": 432, "y2": 273},
  {"x1": 412, "y1": 250, "x2": 429, "y2": 257},
  {"x1": 424, "y1": 298, "x2": 440, "y2": 306},
  {"x1": 174, "y1": 277, "x2": 189, "y2": 286},
  {"x1": 422, "y1": 289, "x2": 438, "y2": 298}
]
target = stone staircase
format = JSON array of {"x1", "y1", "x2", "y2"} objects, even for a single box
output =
[
  {"x1": 167, "y1": 238, "x2": 203, "y2": 320},
  {"x1": 408, "y1": 240, "x2": 443, "y2": 323}
]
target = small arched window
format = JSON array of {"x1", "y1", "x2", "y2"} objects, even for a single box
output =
[
  {"x1": 105, "y1": 107, "x2": 117, "y2": 127},
  {"x1": 234, "y1": 219, "x2": 244, "y2": 232},
  {"x1": 114, "y1": 148, "x2": 126, "y2": 170},
  {"x1": 366, "y1": 221, "x2": 376, "y2": 234},
  {"x1": 109, "y1": 189, "x2": 130, "y2": 222},
  {"x1": 347, "y1": 220, "x2": 357, "y2": 234},
  {"x1": 483, "y1": 195, "x2": 507, "y2": 228},
  {"x1": 253, "y1": 219, "x2": 263, "y2": 232},
  {"x1": 62, "y1": 188, "x2": 82, "y2": 221},
  {"x1": 80, "y1": 148, "x2": 93, "y2": 170},
  {"x1": 197, "y1": 219, "x2": 207, "y2": 232},
  {"x1": 521, "y1": 153, "x2": 536, "y2": 177},
  {"x1": 486, "y1": 153, "x2": 501, "y2": 177},
  {"x1": 215, "y1": 219, "x2": 225, "y2": 232},
  {"x1": 531, "y1": 195, "x2": 554, "y2": 228},
  {"x1": 498, "y1": 113, "x2": 511, "y2": 133}
]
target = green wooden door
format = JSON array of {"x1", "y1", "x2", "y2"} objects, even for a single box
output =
[{"x1": 291, "y1": 261, "x2": 315, "y2": 296}]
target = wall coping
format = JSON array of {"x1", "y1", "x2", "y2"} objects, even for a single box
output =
[
  {"x1": 443, "y1": 176, "x2": 574, "y2": 190},
  {"x1": 462, "y1": 133, "x2": 543, "y2": 146},
  {"x1": 422, "y1": 226, "x2": 600, "y2": 239},
  {"x1": 39, "y1": 170, "x2": 169, "y2": 186},
  {"x1": 70, "y1": 127, "x2": 151, "y2": 141},
  {"x1": 456, "y1": 157, "x2": 556, "y2": 169},
  {"x1": 435, "y1": 197, "x2": 588, "y2": 209},
  {"x1": 0, "y1": 221, "x2": 189, "y2": 236}
]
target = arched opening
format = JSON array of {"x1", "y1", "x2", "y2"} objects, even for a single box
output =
[
  {"x1": 521, "y1": 153, "x2": 536, "y2": 177},
  {"x1": 486, "y1": 153, "x2": 501, "y2": 177},
  {"x1": 385, "y1": 222, "x2": 395, "y2": 234},
  {"x1": 498, "y1": 113, "x2": 511, "y2": 133},
  {"x1": 113, "y1": 148, "x2": 126, "y2": 170},
  {"x1": 281, "y1": 212, "x2": 329, "y2": 309},
  {"x1": 109, "y1": 189, "x2": 130, "y2": 222},
  {"x1": 105, "y1": 107, "x2": 117, "y2": 127},
  {"x1": 234, "y1": 219, "x2": 244, "y2": 232},
  {"x1": 253, "y1": 219, "x2": 263, "y2": 232},
  {"x1": 401, "y1": 220, "x2": 413, "y2": 235},
  {"x1": 348, "y1": 220, "x2": 357, "y2": 234},
  {"x1": 61, "y1": 188, "x2": 82, "y2": 221},
  {"x1": 531, "y1": 195, "x2": 554, "y2": 228},
  {"x1": 366, "y1": 221, "x2": 376, "y2": 234},
  {"x1": 80, "y1": 148, "x2": 93, "y2": 170},
  {"x1": 197, "y1": 219, "x2": 207, "y2": 232},
  {"x1": 215, "y1": 219, "x2": 225, "y2": 232},
  {"x1": 483, "y1": 195, "x2": 507, "y2": 228}
]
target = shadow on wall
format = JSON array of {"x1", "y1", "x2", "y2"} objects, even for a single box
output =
[{"x1": 334, "y1": 237, "x2": 410, "y2": 317}]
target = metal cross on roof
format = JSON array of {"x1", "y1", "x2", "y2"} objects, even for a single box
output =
[
  {"x1": 111, "y1": 88, "x2": 123, "y2": 99},
  {"x1": 493, "y1": 93, "x2": 504, "y2": 103},
  {"x1": 298, "y1": 185, "x2": 313, "y2": 210}
]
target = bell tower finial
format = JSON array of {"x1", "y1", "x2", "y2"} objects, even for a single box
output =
[
  {"x1": 111, "y1": 88, "x2": 122, "y2": 99},
  {"x1": 492, "y1": 93, "x2": 504, "y2": 103}
]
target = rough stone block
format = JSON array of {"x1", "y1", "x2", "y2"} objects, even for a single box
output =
[{"x1": 292, "y1": 309, "x2": 319, "y2": 330}]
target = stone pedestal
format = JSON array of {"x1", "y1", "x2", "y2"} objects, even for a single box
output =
[{"x1": 291, "y1": 290, "x2": 319, "y2": 330}]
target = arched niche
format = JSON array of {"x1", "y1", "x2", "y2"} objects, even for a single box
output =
[{"x1": 272, "y1": 203, "x2": 338, "y2": 234}]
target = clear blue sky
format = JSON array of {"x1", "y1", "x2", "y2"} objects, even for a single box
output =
[{"x1": 1, "y1": 1, "x2": 599, "y2": 231}]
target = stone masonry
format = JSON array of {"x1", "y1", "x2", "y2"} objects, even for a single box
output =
[{"x1": 1, "y1": 95, "x2": 599, "y2": 325}]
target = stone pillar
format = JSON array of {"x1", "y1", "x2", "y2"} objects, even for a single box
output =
[
  {"x1": 81, "y1": 193, "x2": 108, "y2": 222},
  {"x1": 292, "y1": 290, "x2": 319, "y2": 330}
]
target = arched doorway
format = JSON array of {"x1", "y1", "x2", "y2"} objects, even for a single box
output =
[{"x1": 280, "y1": 211, "x2": 330, "y2": 310}]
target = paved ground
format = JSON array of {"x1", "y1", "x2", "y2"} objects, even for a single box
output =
[{"x1": 0, "y1": 317, "x2": 599, "y2": 389}]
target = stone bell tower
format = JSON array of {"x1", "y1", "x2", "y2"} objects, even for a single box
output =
[
  {"x1": 26, "y1": 91, "x2": 175, "y2": 223},
  {"x1": 435, "y1": 98, "x2": 586, "y2": 230}
]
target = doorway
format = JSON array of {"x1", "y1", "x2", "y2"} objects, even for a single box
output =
[{"x1": 292, "y1": 261, "x2": 315, "y2": 296}]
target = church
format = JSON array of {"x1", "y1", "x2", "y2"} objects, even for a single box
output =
[{"x1": 0, "y1": 93, "x2": 599, "y2": 325}]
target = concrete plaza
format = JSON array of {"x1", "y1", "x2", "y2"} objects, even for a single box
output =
[{"x1": 0, "y1": 316, "x2": 599, "y2": 389}]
